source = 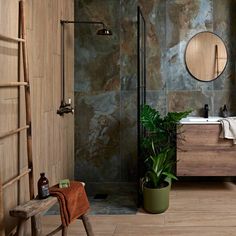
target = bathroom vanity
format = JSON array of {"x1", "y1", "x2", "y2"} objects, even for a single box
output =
[{"x1": 177, "y1": 117, "x2": 236, "y2": 176}]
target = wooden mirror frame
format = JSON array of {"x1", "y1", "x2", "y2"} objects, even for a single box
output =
[{"x1": 185, "y1": 31, "x2": 228, "y2": 82}]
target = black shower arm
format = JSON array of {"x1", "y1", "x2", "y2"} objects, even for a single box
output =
[
  {"x1": 60, "y1": 20, "x2": 106, "y2": 104},
  {"x1": 61, "y1": 20, "x2": 105, "y2": 28}
]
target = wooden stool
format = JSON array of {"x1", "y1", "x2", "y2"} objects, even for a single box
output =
[{"x1": 9, "y1": 196, "x2": 94, "y2": 236}]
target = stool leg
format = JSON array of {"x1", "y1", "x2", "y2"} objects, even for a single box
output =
[
  {"x1": 32, "y1": 214, "x2": 42, "y2": 236},
  {"x1": 62, "y1": 226, "x2": 68, "y2": 236},
  {"x1": 16, "y1": 219, "x2": 26, "y2": 236},
  {"x1": 80, "y1": 214, "x2": 94, "y2": 236}
]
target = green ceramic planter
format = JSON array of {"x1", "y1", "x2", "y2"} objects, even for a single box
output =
[{"x1": 143, "y1": 181, "x2": 170, "y2": 214}]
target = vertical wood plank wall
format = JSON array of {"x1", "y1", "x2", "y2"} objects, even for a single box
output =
[{"x1": 0, "y1": 0, "x2": 74, "y2": 234}]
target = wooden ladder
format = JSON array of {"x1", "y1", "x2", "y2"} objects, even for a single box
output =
[{"x1": 0, "y1": 0, "x2": 34, "y2": 235}]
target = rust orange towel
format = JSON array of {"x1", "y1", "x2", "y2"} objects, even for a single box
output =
[{"x1": 50, "y1": 181, "x2": 90, "y2": 226}]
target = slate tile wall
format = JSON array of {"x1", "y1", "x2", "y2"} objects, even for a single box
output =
[{"x1": 74, "y1": 0, "x2": 236, "y2": 183}]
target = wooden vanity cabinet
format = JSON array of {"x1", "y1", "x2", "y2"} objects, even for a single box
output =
[{"x1": 176, "y1": 124, "x2": 236, "y2": 176}]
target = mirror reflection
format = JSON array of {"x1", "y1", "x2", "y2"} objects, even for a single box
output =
[{"x1": 185, "y1": 31, "x2": 227, "y2": 82}]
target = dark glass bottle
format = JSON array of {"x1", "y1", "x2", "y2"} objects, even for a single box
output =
[{"x1": 37, "y1": 173, "x2": 50, "y2": 199}]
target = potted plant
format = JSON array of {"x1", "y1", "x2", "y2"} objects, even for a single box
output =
[{"x1": 140, "y1": 104, "x2": 191, "y2": 213}]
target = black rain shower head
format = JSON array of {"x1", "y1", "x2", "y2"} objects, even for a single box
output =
[
  {"x1": 96, "y1": 28, "x2": 112, "y2": 36},
  {"x1": 60, "y1": 20, "x2": 113, "y2": 36}
]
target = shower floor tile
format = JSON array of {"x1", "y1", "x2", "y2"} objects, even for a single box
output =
[
  {"x1": 88, "y1": 193, "x2": 137, "y2": 215},
  {"x1": 45, "y1": 194, "x2": 137, "y2": 215},
  {"x1": 45, "y1": 182, "x2": 138, "y2": 215}
]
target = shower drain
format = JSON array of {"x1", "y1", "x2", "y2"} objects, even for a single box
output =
[{"x1": 93, "y1": 193, "x2": 108, "y2": 200}]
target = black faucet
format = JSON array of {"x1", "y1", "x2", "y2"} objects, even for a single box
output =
[{"x1": 204, "y1": 104, "x2": 209, "y2": 118}]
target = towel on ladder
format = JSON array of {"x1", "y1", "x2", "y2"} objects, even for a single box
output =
[
  {"x1": 50, "y1": 181, "x2": 90, "y2": 226},
  {"x1": 220, "y1": 117, "x2": 236, "y2": 144}
]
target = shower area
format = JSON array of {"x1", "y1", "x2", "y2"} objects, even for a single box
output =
[{"x1": 74, "y1": 0, "x2": 145, "y2": 213}]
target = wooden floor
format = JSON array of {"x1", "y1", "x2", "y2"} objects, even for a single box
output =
[{"x1": 42, "y1": 182, "x2": 236, "y2": 235}]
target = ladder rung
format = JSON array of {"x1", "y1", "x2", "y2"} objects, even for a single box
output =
[
  {"x1": 0, "y1": 34, "x2": 25, "y2": 43},
  {"x1": 0, "y1": 125, "x2": 29, "y2": 139},
  {"x1": 2, "y1": 169, "x2": 31, "y2": 189},
  {"x1": 0, "y1": 82, "x2": 28, "y2": 87}
]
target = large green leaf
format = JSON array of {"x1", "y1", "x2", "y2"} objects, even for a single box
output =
[{"x1": 141, "y1": 105, "x2": 191, "y2": 188}]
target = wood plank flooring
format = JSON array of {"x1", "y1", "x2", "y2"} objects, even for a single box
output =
[{"x1": 42, "y1": 182, "x2": 236, "y2": 235}]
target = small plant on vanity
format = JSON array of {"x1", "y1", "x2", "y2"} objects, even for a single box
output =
[{"x1": 140, "y1": 104, "x2": 191, "y2": 213}]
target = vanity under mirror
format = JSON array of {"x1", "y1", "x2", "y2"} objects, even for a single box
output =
[
  {"x1": 177, "y1": 123, "x2": 236, "y2": 177},
  {"x1": 185, "y1": 31, "x2": 228, "y2": 82}
]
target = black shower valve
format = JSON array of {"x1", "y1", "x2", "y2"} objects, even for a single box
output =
[{"x1": 57, "y1": 101, "x2": 74, "y2": 116}]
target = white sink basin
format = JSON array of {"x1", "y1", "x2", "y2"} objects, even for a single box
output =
[
  {"x1": 188, "y1": 117, "x2": 221, "y2": 122},
  {"x1": 180, "y1": 117, "x2": 222, "y2": 124}
]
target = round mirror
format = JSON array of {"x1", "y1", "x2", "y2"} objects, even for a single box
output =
[{"x1": 185, "y1": 31, "x2": 227, "y2": 82}]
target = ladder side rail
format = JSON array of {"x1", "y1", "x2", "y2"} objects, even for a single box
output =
[
  {"x1": 0, "y1": 180, "x2": 5, "y2": 236},
  {"x1": 20, "y1": 0, "x2": 34, "y2": 200}
]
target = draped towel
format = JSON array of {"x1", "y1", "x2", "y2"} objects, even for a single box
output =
[
  {"x1": 50, "y1": 181, "x2": 90, "y2": 226},
  {"x1": 220, "y1": 117, "x2": 236, "y2": 144}
]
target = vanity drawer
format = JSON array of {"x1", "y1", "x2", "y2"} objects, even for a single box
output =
[
  {"x1": 177, "y1": 124, "x2": 236, "y2": 176},
  {"x1": 177, "y1": 150, "x2": 236, "y2": 176},
  {"x1": 177, "y1": 124, "x2": 233, "y2": 148}
]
